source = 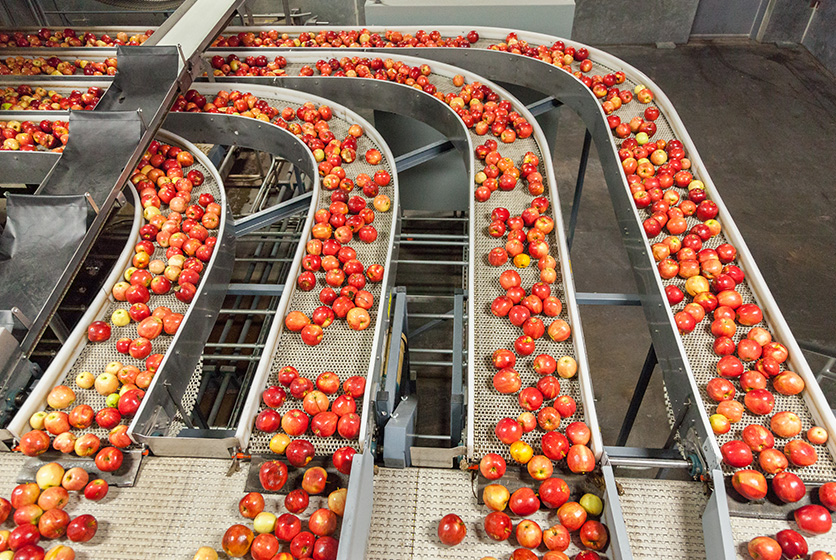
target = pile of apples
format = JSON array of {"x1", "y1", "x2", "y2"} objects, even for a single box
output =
[
  {"x1": 486, "y1": 33, "x2": 594, "y2": 76},
  {"x1": 0, "y1": 55, "x2": 116, "y2": 76},
  {"x1": 437, "y1": 455, "x2": 608, "y2": 559},
  {"x1": 474, "y1": 142, "x2": 544, "y2": 204},
  {"x1": 171, "y1": 88, "x2": 281, "y2": 120},
  {"x1": 276, "y1": 109, "x2": 387, "y2": 346},
  {"x1": 0, "y1": 28, "x2": 152, "y2": 48},
  {"x1": 18, "y1": 378, "x2": 137, "y2": 460},
  {"x1": 196, "y1": 461, "x2": 346, "y2": 560},
  {"x1": 0, "y1": 461, "x2": 108, "y2": 560},
  {"x1": 0, "y1": 119, "x2": 68, "y2": 152},
  {"x1": 210, "y1": 28, "x2": 479, "y2": 49},
  {"x1": 595, "y1": 68, "x2": 836, "y2": 553},
  {"x1": 1, "y1": 85, "x2": 102, "y2": 111},
  {"x1": 208, "y1": 54, "x2": 289, "y2": 77},
  {"x1": 15, "y1": 142, "x2": 218, "y2": 457},
  {"x1": 255, "y1": 366, "x2": 366, "y2": 447}
]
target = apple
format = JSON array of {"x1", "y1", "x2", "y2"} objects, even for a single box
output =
[
  {"x1": 818, "y1": 482, "x2": 836, "y2": 511},
  {"x1": 539, "y1": 477, "x2": 570, "y2": 510},
  {"x1": 258, "y1": 460, "x2": 288, "y2": 492},
  {"x1": 46, "y1": 386, "x2": 75, "y2": 410},
  {"x1": 774, "y1": 371, "x2": 805, "y2": 395},
  {"x1": 772, "y1": 472, "x2": 806, "y2": 503},
  {"x1": 543, "y1": 524, "x2": 571, "y2": 552},
  {"x1": 250, "y1": 533, "x2": 279, "y2": 560},
  {"x1": 222, "y1": 524, "x2": 253, "y2": 557},
  {"x1": 437, "y1": 514, "x2": 466, "y2": 546},
  {"x1": 36, "y1": 463, "x2": 64, "y2": 489},
  {"x1": 75, "y1": 371, "x2": 94, "y2": 389},
  {"x1": 479, "y1": 454, "x2": 506, "y2": 480},
  {"x1": 747, "y1": 536, "x2": 782, "y2": 560},
  {"x1": 484, "y1": 511, "x2": 512, "y2": 541},
  {"x1": 744, "y1": 388, "x2": 774, "y2": 415},
  {"x1": 742, "y1": 424, "x2": 774, "y2": 452},
  {"x1": 759, "y1": 448, "x2": 789, "y2": 474},
  {"x1": 95, "y1": 447, "x2": 123, "y2": 472},
  {"x1": 557, "y1": 501, "x2": 587, "y2": 531},
  {"x1": 706, "y1": 378, "x2": 735, "y2": 402},
  {"x1": 794, "y1": 504, "x2": 832, "y2": 535},
  {"x1": 8, "y1": 524, "x2": 40, "y2": 552},
  {"x1": 717, "y1": 400, "x2": 744, "y2": 422},
  {"x1": 275, "y1": 513, "x2": 301, "y2": 543},
  {"x1": 239, "y1": 492, "x2": 265, "y2": 519},
  {"x1": 710, "y1": 414, "x2": 731, "y2": 434},
  {"x1": 308, "y1": 508, "x2": 337, "y2": 537},
  {"x1": 87, "y1": 321, "x2": 111, "y2": 342},
  {"x1": 541, "y1": 431, "x2": 569, "y2": 461},
  {"x1": 771, "y1": 411, "x2": 802, "y2": 438},
  {"x1": 38, "y1": 508, "x2": 70, "y2": 539},
  {"x1": 580, "y1": 520, "x2": 608, "y2": 551},
  {"x1": 61, "y1": 468, "x2": 88, "y2": 492},
  {"x1": 495, "y1": 417, "x2": 522, "y2": 444},
  {"x1": 516, "y1": 519, "x2": 542, "y2": 549},
  {"x1": 721, "y1": 440, "x2": 752, "y2": 468},
  {"x1": 509, "y1": 487, "x2": 540, "y2": 516},
  {"x1": 732, "y1": 469, "x2": 768, "y2": 500},
  {"x1": 785, "y1": 439, "x2": 818, "y2": 467},
  {"x1": 83, "y1": 479, "x2": 108, "y2": 501},
  {"x1": 286, "y1": 440, "x2": 315, "y2": 468},
  {"x1": 66, "y1": 515, "x2": 97, "y2": 543}
]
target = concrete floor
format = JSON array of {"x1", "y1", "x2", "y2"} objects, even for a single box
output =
[{"x1": 551, "y1": 40, "x2": 836, "y2": 448}]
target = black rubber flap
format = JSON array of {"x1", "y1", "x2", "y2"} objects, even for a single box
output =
[
  {"x1": 0, "y1": 193, "x2": 93, "y2": 325},
  {"x1": 36, "y1": 110, "x2": 142, "y2": 206},
  {"x1": 96, "y1": 45, "x2": 179, "y2": 118}
]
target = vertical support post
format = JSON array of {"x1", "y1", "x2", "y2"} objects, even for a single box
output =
[
  {"x1": 616, "y1": 345, "x2": 657, "y2": 446},
  {"x1": 450, "y1": 290, "x2": 465, "y2": 447},
  {"x1": 567, "y1": 129, "x2": 592, "y2": 252}
]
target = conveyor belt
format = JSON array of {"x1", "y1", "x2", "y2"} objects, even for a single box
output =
[
  {"x1": 368, "y1": 467, "x2": 611, "y2": 559},
  {"x1": 235, "y1": 93, "x2": 398, "y2": 457},
  {"x1": 617, "y1": 477, "x2": 708, "y2": 560},
  {"x1": 203, "y1": 50, "x2": 600, "y2": 462},
  {"x1": 8, "y1": 131, "x2": 226, "y2": 445}
]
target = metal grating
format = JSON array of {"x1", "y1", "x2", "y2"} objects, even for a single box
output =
[
  {"x1": 368, "y1": 467, "x2": 602, "y2": 560},
  {"x1": 245, "y1": 101, "x2": 395, "y2": 456},
  {"x1": 617, "y1": 477, "x2": 708, "y2": 559},
  {"x1": 34, "y1": 141, "x2": 222, "y2": 446},
  {"x1": 588, "y1": 56, "x2": 836, "y2": 481}
]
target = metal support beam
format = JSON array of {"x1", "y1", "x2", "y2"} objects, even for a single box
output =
[
  {"x1": 567, "y1": 129, "x2": 592, "y2": 251},
  {"x1": 616, "y1": 345, "x2": 657, "y2": 446},
  {"x1": 233, "y1": 192, "x2": 312, "y2": 237},
  {"x1": 450, "y1": 291, "x2": 465, "y2": 447},
  {"x1": 226, "y1": 284, "x2": 285, "y2": 297},
  {"x1": 576, "y1": 292, "x2": 642, "y2": 306},
  {"x1": 394, "y1": 139, "x2": 453, "y2": 172},
  {"x1": 526, "y1": 96, "x2": 562, "y2": 116}
]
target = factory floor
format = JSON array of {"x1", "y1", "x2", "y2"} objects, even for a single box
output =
[{"x1": 408, "y1": 39, "x2": 836, "y2": 453}]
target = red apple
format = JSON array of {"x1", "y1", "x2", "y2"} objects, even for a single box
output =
[
  {"x1": 437, "y1": 513, "x2": 466, "y2": 546},
  {"x1": 794, "y1": 504, "x2": 832, "y2": 535}
]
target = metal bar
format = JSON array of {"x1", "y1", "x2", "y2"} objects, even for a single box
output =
[
  {"x1": 567, "y1": 129, "x2": 592, "y2": 252},
  {"x1": 226, "y1": 284, "x2": 285, "y2": 296},
  {"x1": 218, "y1": 309, "x2": 276, "y2": 315},
  {"x1": 201, "y1": 354, "x2": 262, "y2": 362},
  {"x1": 410, "y1": 348, "x2": 454, "y2": 354},
  {"x1": 393, "y1": 139, "x2": 454, "y2": 171},
  {"x1": 396, "y1": 259, "x2": 467, "y2": 266},
  {"x1": 606, "y1": 456, "x2": 692, "y2": 469},
  {"x1": 408, "y1": 318, "x2": 447, "y2": 338},
  {"x1": 450, "y1": 291, "x2": 465, "y2": 446},
  {"x1": 576, "y1": 292, "x2": 643, "y2": 306},
  {"x1": 234, "y1": 257, "x2": 294, "y2": 263},
  {"x1": 408, "y1": 434, "x2": 452, "y2": 440},
  {"x1": 398, "y1": 240, "x2": 468, "y2": 246},
  {"x1": 526, "y1": 96, "x2": 561, "y2": 116},
  {"x1": 411, "y1": 361, "x2": 454, "y2": 367},
  {"x1": 401, "y1": 216, "x2": 468, "y2": 222},
  {"x1": 616, "y1": 345, "x2": 657, "y2": 446},
  {"x1": 203, "y1": 343, "x2": 262, "y2": 349},
  {"x1": 398, "y1": 233, "x2": 468, "y2": 240},
  {"x1": 409, "y1": 313, "x2": 455, "y2": 319},
  {"x1": 405, "y1": 294, "x2": 458, "y2": 301},
  {"x1": 233, "y1": 191, "x2": 312, "y2": 237}
]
